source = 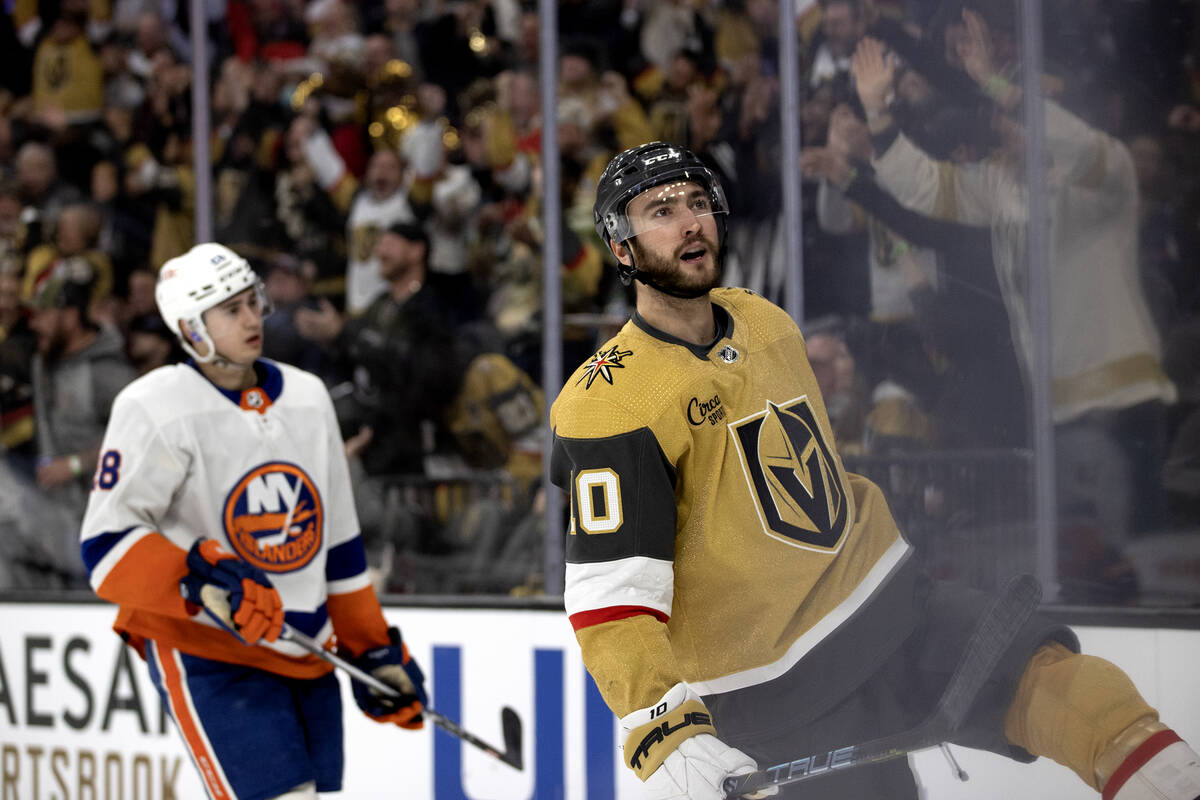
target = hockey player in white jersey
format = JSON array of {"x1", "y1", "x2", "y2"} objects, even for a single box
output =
[{"x1": 80, "y1": 243, "x2": 426, "y2": 800}]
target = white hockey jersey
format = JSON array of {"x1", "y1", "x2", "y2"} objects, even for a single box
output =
[
  {"x1": 80, "y1": 359, "x2": 389, "y2": 676},
  {"x1": 345, "y1": 190, "x2": 415, "y2": 315}
]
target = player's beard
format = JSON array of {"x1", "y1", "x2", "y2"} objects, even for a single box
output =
[{"x1": 629, "y1": 232, "x2": 724, "y2": 297}]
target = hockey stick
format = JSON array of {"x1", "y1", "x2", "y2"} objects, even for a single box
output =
[
  {"x1": 278, "y1": 623, "x2": 525, "y2": 770},
  {"x1": 723, "y1": 573, "x2": 1042, "y2": 798},
  {"x1": 190, "y1": 585, "x2": 524, "y2": 770}
]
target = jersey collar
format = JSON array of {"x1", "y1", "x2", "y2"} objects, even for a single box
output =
[
  {"x1": 186, "y1": 358, "x2": 284, "y2": 411},
  {"x1": 631, "y1": 302, "x2": 734, "y2": 361}
]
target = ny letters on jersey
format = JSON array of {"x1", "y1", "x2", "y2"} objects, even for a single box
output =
[{"x1": 224, "y1": 462, "x2": 324, "y2": 572}]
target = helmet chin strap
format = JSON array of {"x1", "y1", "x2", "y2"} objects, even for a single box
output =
[
  {"x1": 182, "y1": 335, "x2": 255, "y2": 372},
  {"x1": 210, "y1": 353, "x2": 255, "y2": 370}
]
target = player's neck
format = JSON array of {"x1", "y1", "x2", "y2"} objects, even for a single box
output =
[
  {"x1": 198, "y1": 358, "x2": 257, "y2": 391},
  {"x1": 636, "y1": 290, "x2": 716, "y2": 346}
]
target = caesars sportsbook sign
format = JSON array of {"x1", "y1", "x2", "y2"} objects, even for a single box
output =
[
  {"x1": 3, "y1": 603, "x2": 1195, "y2": 799},
  {"x1": 0, "y1": 602, "x2": 643, "y2": 799}
]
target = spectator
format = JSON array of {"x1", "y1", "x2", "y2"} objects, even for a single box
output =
[
  {"x1": 411, "y1": 0, "x2": 506, "y2": 110},
  {"x1": 124, "y1": 311, "x2": 182, "y2": 374},
  {"x1": 98, "y1": 30, "x2": 145, "y2": 114},
  {"x1": 26, "y1": 267, "x2": 136, "y2": 584},
  {"x1": 0, "y1": 182, "x2": 29, "y2": 263},
  {"x1": 22, "y1": 202, "x2": 115, "y2": 311},
  {"x1": 803, "y1": 319, "x2": 869, "y2": 454},
  {"x1": 29, "y1": 0, "x2": 103, "y2": 127},
  {"x1": 294, "y1": 221, "x2": 462, "y2": 478},
  {"x1": 225, "y1": 0, "x2": 309, "y2": 64},
  {"x1": 854, "y1": 19, "x2": 1175, "y2": 535},
  {"x1": 0, "y1": 267, "x2": 37, "y2": 471},
  {"x1": 378, "y1": 0, "x2": 425, "y2": 79},
  {"x1": 14, "y1": 142, "x2": 83, "y2": 247},
  {"x1": 261, "y1": 252, "x2": 344, "y2": 384},
  {"x1": 272, "y1": 113, "x2": 347, "y2": 289},
  {"x1": 120, "y1": 265, "x2": 159, "y2": 326},
  {"x1": 398, "y1": 84, "x2": 485, "y2": 323},
  {"x1": 637, "y1": 0, "x2": 714, "y2": 78},
  {"x1": 556, "y1": 41, "x2": 654, "y2": 152},
  {"x1": 809, "y1": 0, "x2": 869, "y2": 102},
  {"x1": 90, "y1": 158, "x2": 152, "y2": 282},
  {"x1": 643, "y1": 45, "x2": 708, "y2": 146},
  {"x1": 811, "y1": 104, "x2": 943, "y2": 412},
  {"x1": 124, "y1": 124, "x2": 195, "y2": 269},
  {"x1": 803, "y1": 140, "x2": 1028, "y2": 449},
  {"x1": 127, "y1": 11, "x2": 175, "y2": 82},
  {"x1": 343, "y1": 147, "x2": 416, "y2": 314}
]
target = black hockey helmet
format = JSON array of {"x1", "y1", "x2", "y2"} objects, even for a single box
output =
[{"x1": 593, "y1": 142, "x2": 729, "y2": 288}]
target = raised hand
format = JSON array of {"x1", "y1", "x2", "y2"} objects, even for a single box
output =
[
  {"x1": 850, "y1": 37, "x2": 896, "y2": 117},
  {"x1": 959, "y1": 9, "x2": 997, "y2": 87}
]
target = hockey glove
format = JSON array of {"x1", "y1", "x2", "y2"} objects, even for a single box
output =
[
  {"x1": 620, "y1": 682, "x2": 776, "y2": 800},
  {"x1": 343, "y1": 626, "x2": 427, "y2": 730},
  {"x1": 179, "y1": 539, "x2": 284, "y2": 645}
]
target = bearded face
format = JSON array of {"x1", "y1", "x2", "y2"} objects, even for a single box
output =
[
  {"x1": 620, "y1": 179, "x2": 725, "y2": 299},
  {"x1": 31, "y1": 307, "x2": 72, "y2": 360},
  {"x1": 626, "y1": 229, "x2": 723, "y2": 298}
]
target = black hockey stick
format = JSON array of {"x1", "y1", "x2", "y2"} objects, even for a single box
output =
[
  {"x1": 723, "y1": 573, "x2": 1042, "y2": 798},
  {"x1": 279, "y1": 623, "x2": 525, "y2": 770}
]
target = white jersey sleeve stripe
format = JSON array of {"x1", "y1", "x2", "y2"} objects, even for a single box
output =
[
  {"x1": 327, "y1": 573, "x2": 372, "y2": 596},
  {"x1": 564, "y1": 556, "x2": 675, "y2": 619}
]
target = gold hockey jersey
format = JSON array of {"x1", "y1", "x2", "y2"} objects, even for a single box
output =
[{"x1": 550, "y1": 288, "x2": 920, "y2": 739}]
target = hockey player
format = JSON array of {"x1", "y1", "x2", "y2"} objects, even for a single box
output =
[
  {"x1": 548, "y1": 142, "x2": 1200, "y2": 800},
  {"x1": 79, "y1": 243, "x2": 427, "y2": 800}
]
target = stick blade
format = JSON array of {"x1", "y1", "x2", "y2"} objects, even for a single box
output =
[{"x1": 501, "y1": 706, "x2": 524, "y2": 770}]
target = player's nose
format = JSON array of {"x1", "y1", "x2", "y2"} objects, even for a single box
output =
[{"x1": 679, "y1": 208, "x2": 701, "y2": 236}]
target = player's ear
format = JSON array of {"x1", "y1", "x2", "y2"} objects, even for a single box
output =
[{"x1": 609, "y1": 239, "x2": 633, "y2": 267}]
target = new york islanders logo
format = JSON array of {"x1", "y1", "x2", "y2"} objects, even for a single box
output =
[
  {"x1": 577, "y1": 345, "x2": 633, "y2": 389},
  {"x1": 223, "y1": 462, "x2": 323, "y2": 572},
  {"x1": 729, "y1": 397, "x2": 851, "y2": 552}
]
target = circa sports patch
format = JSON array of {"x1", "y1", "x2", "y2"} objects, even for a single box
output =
[{"x1": 577, "y1": 345, "x2": 634, "y2": 389}]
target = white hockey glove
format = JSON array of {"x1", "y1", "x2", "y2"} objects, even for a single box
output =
[{"x1": 619, "y1": 682, "x2": 776, "y2": 800}]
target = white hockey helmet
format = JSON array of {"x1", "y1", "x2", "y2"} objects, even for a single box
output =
[{"x1": 156, "y1": 242, "x2": 267, "y2": 362}]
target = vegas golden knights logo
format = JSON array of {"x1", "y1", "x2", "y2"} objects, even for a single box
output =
[{"x1": 730, "y1": 397, "x2": 850, "y2": 551}]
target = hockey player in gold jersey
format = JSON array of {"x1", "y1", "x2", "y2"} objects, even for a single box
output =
[{"x1": 549, "y1": 142, "x2": 1200, "y2": 799}]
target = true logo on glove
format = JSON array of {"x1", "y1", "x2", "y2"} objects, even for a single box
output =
[
  {"x1": 626, "y1": 701, "x2": 716, "y2": 777},
  {"x1": 223, "y1": 462, "x2": 323, "y2": 572}
]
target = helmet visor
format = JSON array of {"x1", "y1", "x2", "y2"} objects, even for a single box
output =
[
  {"x1": 598, "y1": 174, "x2": 729, "y2": 244},
  {"x1": 197, "y1": 279, "x2": 273, "y2": 326}
]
